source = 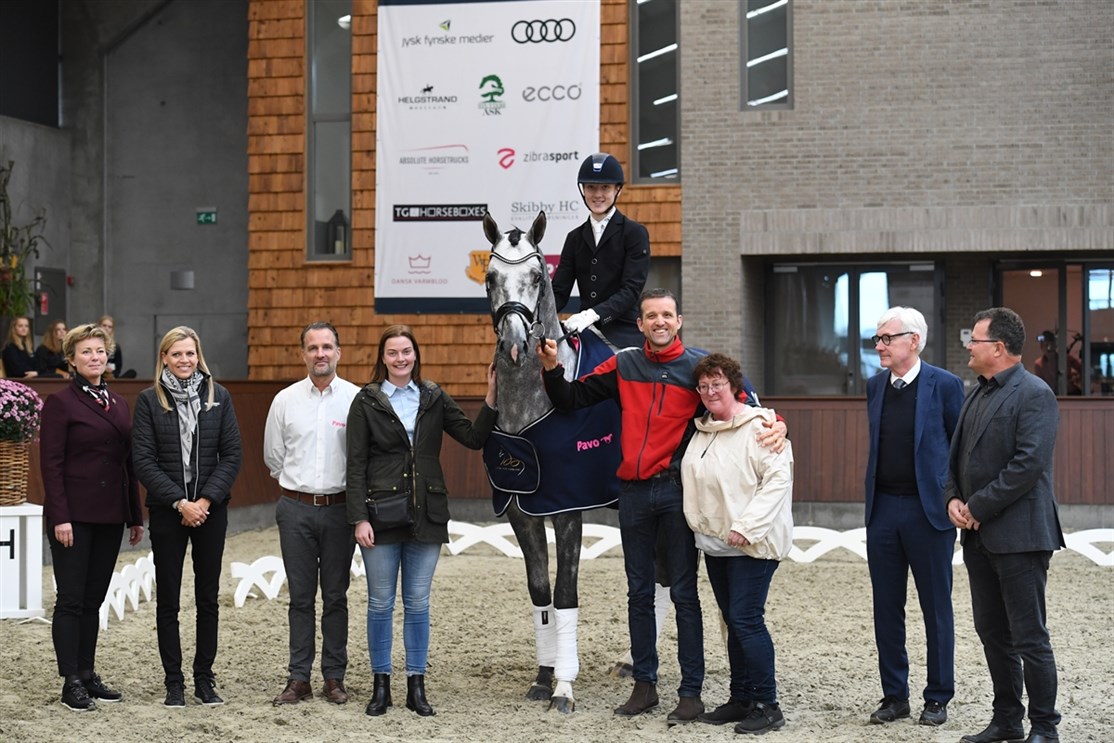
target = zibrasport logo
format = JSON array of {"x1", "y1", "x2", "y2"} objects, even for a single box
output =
[{"x1": 511, "y1": 19, "x2": 576, "y2": 44}]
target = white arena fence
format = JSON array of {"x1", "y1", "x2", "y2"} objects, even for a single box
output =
[{"x1": 64, "y1": 525, "x2": 1112, "y2": 625}]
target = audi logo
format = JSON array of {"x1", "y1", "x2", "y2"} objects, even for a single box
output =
[{"x1": 511, "y1": 19, "x2": 576, "y2": 44}]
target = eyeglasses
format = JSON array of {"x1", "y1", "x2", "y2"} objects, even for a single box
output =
[
  {"x1": 870, "y1": 331, "x2": 913, "y2": 346},
  {"x1": 696, "y1": 380, "x2": 730, "y2": 395},
  {"x1": 965, "y1": 338, "x2": 1000, "y2": 347}
]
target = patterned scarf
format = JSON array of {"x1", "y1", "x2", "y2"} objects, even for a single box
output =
[
  {"x1": 161, "y1": 368, "x2": 205, "y2": 484},
  {"x1": 77, "y1": 376, "x2": 111, "y2": 411}
]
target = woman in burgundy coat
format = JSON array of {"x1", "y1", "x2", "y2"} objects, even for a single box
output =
[{"x1": 40, "y1": 323, "x2": 144, "y2": 712}]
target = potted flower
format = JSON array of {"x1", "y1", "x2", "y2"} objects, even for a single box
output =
[{"x1": 0, "y1": 378, "x2": 43, "y2": 506}]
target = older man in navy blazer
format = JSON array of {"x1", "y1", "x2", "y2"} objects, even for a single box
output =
[
  {"x1": 865, "y1": 306, "x2": 964, "y2": 727},
  {"x1": 947, "y1": 308, "x2": 1064, "y2": 743}
]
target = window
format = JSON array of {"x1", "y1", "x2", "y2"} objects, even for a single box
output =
[
  {"x1": 307, "y1": 0, "x2": 352, "y2": 260},
  {"x1": 740, "y1": 0, "x2": 791, "y2": 109},
  {"x1": 999, "y1": 262, "x2": 1114, "y2": 396},
  {"x1": 631, "y1": 0, "x2": 679, "y2": 182},
  {"x1": 766, "y1": 262, "x2": 940, "y2": 395}
]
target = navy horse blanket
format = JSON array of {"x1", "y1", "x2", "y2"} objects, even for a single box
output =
[{"x1": 485, "y1": 330, "x2": 621, "y2": 517}]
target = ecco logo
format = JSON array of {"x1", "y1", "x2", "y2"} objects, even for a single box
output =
[
  {"x1": 522, "y1": 84, "x2": 582, "y2": 102},
  {"x1": 511, "y1": 19, "x2": 576, "y2": 44}
]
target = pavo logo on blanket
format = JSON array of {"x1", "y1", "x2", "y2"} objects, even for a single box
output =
[{"x1": 576, "y1": 433, "x2": 614, "y2": 451}]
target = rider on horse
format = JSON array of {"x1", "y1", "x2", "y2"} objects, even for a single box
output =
[{"x1": 551, "y1": 152, "x2": 650, "y2": 350}]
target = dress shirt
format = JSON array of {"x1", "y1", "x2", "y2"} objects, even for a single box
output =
[
  {"x1": 589, "y1": 206, "x2": 616, "y2": 246},
  {"x1": 380, "y1": 378, "x2": 420, "y2": 443},
  {"x1": 889, "y1": 357, "x2": 922, "y2": 388},
  {"x1": 264, "y1": 375, "x2": 360, "y2": 494}
]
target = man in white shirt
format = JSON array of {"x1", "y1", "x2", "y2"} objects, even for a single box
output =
[{"x1": 265, "y1": 322, "x2": 360, "y2": 706}]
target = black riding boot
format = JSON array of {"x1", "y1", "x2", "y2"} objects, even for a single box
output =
[
  {"x1": 365, "y1": 673, "x2": 391, "y2": 716},
  {"x1": 405, "y1": 674, "x2": 435, "y2": 717}
]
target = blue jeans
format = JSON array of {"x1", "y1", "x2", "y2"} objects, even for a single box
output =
[
  {"x1": 618, "y1": 475, "x2": 704, "y2": 697},
  {"x1": 360, "y1": 541, "x2": 441, "y2": 676},
  {"x1": 964, "y1": 533, "x2": 1059, "y2": 735},
  {"x1": 705, "y1": 554, "x2": 779, "y2": 705}
]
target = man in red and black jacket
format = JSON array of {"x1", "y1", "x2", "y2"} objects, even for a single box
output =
[{"x1": 538, "y1": 288, "x2": 787, "y2": 725}]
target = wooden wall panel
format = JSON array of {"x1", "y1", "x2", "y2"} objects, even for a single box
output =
[
  {"x1": 23, "y1": 381, "x2": 1113, "y2": 511},
  {"x1": 24, "y1": 380, "x2": 289, "y2": 513}
]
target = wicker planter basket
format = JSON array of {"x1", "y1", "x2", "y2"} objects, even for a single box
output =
[{"x1": 0, "y1": 440, "x2": 30, "y2": 506}]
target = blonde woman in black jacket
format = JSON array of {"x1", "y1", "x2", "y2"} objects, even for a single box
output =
[
  {"x1": 132, "y1": 326, "x2": 242, "y2": 709},
  {"x1": 347, "y1": 325, "x2": 496, "y2": 718}
]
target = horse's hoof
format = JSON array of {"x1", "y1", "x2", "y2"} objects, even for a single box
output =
[
  {"x1": 608, "y1": 661, "x2": 634, "y2": 679},
  {"x1": 526, "y1": 684, "x2": 553, "y2": 702},
  {"x1": 548, "y1": 696, "x2": 574, "y2": 714}
]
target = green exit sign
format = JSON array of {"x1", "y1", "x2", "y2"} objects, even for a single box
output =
[{"x1": 196, "y1": 208, "x2": 218, "y2": 225}]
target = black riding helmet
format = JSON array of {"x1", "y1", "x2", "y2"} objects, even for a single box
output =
[
  {"x1": 577, "y1": 152, "x2": 625, "y2": 185},
  {"x1": 577, "y1": 153, "x2": 624, "y2": 213}
]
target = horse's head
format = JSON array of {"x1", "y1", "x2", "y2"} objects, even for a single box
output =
[{"x1": 484, "y1": 211, "x2": 551, "y2": 366}]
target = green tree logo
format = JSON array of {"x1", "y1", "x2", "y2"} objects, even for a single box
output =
[{"x1": 479, "y1": 75, "x2": 505, "y2": 103}]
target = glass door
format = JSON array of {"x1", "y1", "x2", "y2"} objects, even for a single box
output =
[{"x1": 767, "y1": 262, "x2": 940, "y2": 395}]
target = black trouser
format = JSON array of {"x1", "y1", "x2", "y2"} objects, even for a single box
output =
[
  {"x1": 149, "y1": 505, "x2": 227, "y2": 687},
  {"x1": 48, "y1": 521, "x2": 124, "y2": 677}
]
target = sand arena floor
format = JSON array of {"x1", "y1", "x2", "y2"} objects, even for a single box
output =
[{"x1": 1, "y1": 525, "x2": 1111, "y2": 742}]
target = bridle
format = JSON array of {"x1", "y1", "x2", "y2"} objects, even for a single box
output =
[{"x1": 488, "y1": 234, "x2": 549, "y2": 342}]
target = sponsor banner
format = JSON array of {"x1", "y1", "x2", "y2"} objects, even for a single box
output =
[{"x1": 375, "y1": 0, "x2": 600, "y2": 308}]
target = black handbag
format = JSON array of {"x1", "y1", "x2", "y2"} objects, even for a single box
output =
[{"x1": 366, "y1": 490, "x2": 414, "y2": 531}]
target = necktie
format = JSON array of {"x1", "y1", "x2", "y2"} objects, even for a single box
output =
[{"x1": 893, "y1": 379, "x2": 907, "y2": 390}]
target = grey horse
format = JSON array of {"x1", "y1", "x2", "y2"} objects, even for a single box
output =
[{"x1": 482, "y1": 211, "x2": 620, "y2": 713}]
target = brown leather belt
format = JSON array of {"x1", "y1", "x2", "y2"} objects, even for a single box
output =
[{"x1": 282, "y1": 488, "x2": 346, "y2": 506}]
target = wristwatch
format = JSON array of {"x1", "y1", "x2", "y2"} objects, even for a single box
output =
[{"x1": 173, "y1": 499, "x2": 184, "y2": 512}]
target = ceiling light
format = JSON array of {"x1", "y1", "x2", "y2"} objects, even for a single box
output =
[
  {"x1": 637, "y1": 43, "x2": 678, "y2": 64},
  {"x1": 747, "y1": 0, "x2": 788, "y2": 20}
]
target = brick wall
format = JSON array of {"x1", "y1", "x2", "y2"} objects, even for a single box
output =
[
  {"x1": 678, "y1": 0, "x2": 1113, "y2": 387},
  {"x1": 246, "y1": 0, "x2": 679, "y2": 394}
]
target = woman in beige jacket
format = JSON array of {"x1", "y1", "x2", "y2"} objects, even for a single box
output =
[{"x1": 680, "y1": 353, "x2": 794, "y2": 736}]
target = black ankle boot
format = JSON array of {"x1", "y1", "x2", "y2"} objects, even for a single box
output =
[
  {"x1": 406, "y1": 674, "x2": 434, "y2": 717},
  {"x1": 365, "y1": 673, "x2": 391, "y2": 716}
]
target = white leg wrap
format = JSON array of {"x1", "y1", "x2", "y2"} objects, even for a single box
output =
[
  {"x1": 654, "y1": 582, "x2": 671, "y2": 643},
  {"x1": 553, "y1": 607, "x2": 580, "y2": 683},
  {"x1": 533, "y1": 604, "x2": 557, "y2": 668}
]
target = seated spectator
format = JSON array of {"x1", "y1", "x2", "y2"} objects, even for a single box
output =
[
  {"x1": 35, "y1": 320, "x2": 71, "y2": 378},
  {"x1": 98, "y1": 315, "x2": 136, "y2": 378},
  {"x1": 2, "y1": 316, "x2": 38, "y2": 378}
]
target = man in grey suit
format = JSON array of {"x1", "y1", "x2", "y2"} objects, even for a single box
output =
[{"x1": 946, "y1": 307, "x2": 1065, "y2": 743}]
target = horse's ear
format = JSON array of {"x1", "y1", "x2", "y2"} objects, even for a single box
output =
[
  {"x1": 483, "y1": 212, "x2": 501, "y2": 247},
  {"x1": 527, "y1": 210, "x2": 547, "y2": 247}
]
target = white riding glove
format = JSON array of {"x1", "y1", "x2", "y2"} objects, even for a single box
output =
[{"x1": 563, "y1": 308, "x2": 599, "y2": 334}]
